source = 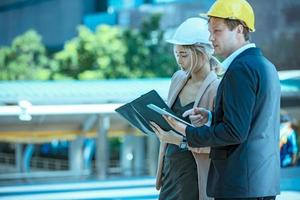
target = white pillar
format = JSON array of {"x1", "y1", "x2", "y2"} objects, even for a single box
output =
[
  {"x1": 69, "y1": 136, "x2": 84, "y2": 174},
  {"x1": 133, "y1": 136, "x2": 145, "y2": 176},
  {"x1": 15, "y1": 143, "x2": 23, "y2": 172},
  {"x1": 121, "y1": 135, "x2": 146, "y2": 176},
  {"x1": 147, "y1": 135, "x2": 159, "y2": 176},
  {"x1": 95, "y1": 115, "x2": 110, "y2": 179},
  {"x1": 121, "y1": 135, "x2": 134, "y2": 176}
]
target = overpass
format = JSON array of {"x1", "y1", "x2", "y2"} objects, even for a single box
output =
[{"x1": 0, "y1": 71, "x2": 299, "y2": 179}]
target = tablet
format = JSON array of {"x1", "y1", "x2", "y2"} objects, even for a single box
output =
[{"x1": 147, "y1": 104, "x2": 194, "y2": 127}]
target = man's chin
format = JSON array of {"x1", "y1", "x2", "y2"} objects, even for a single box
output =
[{"x1": 214, "y1": 50, "x2": 226, "y2": 58}]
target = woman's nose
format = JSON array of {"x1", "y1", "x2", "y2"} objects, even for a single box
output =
[{"x1": 178, "y1": 57, "x2": 183, "y2": 65}]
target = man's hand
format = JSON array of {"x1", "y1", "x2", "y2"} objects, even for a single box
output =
[
  {"x1": 150, "y1": 122, "x2": 183, "y2": 145},
  {"x1": 182, "y1": 107, "x2": 209, "y2": 127}
]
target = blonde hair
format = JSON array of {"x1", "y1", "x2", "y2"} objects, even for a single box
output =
[{"x1": 179, "y1": 44, "x2": 223, "y2": 76}]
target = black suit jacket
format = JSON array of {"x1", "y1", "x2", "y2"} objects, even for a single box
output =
[{"x1": 186, "y1": 48, "x2": 281, "y2": 198}]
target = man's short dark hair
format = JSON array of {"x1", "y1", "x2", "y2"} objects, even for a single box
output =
[{"x1": 224, "y1": 19, "x2": 251, "y2": 41}]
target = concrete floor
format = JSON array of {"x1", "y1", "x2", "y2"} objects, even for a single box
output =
[{"x1": 0, "y1": 167, "x2": 299, "y2": 200}]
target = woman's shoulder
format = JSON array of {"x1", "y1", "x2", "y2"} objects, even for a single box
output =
[
  {"x1": 211, "y1": 76, "x2": 221, "y2": 89},
  {"x1": 171, "y1": 70, "x2": 187, "y2": 82},
  {"x1": 206, "y1": 71, "x2": 220, "y2": 88},
  {"x1": 204, "y1": 72, "x2": 221, "y2": 96}
]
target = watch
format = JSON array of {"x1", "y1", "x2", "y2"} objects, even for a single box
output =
[{"x1": 179, "y1": 138, "x2": 187, "y2": 149}]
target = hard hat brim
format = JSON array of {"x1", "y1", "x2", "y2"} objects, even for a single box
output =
[
  {"x1": 199, "y1": 13, "x2": 209, "y2": 19},
  {"x1": 199, "y1": 13, "x2": 255, "y2": 32},
  {"x1": 166, "y1": 39, "x2": 195, "y2": 45},
  {"x1": 166, "y1": 39, "x2": 213, "y2": 49}
]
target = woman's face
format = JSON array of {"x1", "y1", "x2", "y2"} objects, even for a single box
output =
[{"x1": 174, "y1": 45, "x2": 192, "y2": 71}]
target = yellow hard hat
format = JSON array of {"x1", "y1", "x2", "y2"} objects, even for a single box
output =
[{"x1": 202, "y1": 0, "x2": 255, "y2": 32}]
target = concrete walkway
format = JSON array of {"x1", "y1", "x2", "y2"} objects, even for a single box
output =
[{"x1": 0, "y1": 167, "x2": 299, "y2": 199}]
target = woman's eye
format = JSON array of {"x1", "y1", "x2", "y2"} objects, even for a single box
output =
[{"x1": 180, "y1": 53, "x2": 188, "y2": 57}]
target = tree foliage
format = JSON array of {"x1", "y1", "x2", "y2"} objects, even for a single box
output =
[
  {"x1": 0, "y1": 30, "x2": 51, "y2": 80},
  {"x1": 123, "y1": 13, "x2": 176, "y2": 78},
  {"x1": 55, "y1": 13, "x2": 176, "y2": 79},
  {"x1": 0, "y1": 14, "x2": 177, "y2": 80},
  {"x1": 54, "y1": 25, "x2": 129, "y2": 79}
]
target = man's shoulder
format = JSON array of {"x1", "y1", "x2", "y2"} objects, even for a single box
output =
[
  {"x1": 236, "y1": 47, "x2": 262, "y2": 60},
  {"x1": 231, "y1": 47, "x2": 274, "y2": 70}
]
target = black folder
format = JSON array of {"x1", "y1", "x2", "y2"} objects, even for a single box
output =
[{"x1": 115, "y1": 90, "x2": 184, "y2": 135}]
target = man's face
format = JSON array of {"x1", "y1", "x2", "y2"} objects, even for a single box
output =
[{"x1": 208, "y1": 18, "x2": 238, "y2": 58}]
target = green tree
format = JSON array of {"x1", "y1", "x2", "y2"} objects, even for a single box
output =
[
  {"x1": 54, "y1": 25, "x2": 128, "y2": 79},
  {"x1": 55, "y1": 13, "x2": 176, "y2": 79},
  {"x1": 0, "y1": 30, "x2": 51, "y2": 80},
  {"x1": 123, "y1": 13, "x2": 176, "y2": 78},
  {"x1": 0, "y1": 14, "x2": 177, "y2": 80}
]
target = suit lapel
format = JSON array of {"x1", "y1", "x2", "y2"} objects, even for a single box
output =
[
  {"x1": 193, "y1": 71, "x2": 218, "y2": 107},
  {"x1": 167, "y1": 73, "x2": 189, "y2": 107},
  {"x1": 214, "y1": 48, "x2": 260, "y2": 114},
  {"x1": 167, "y1": 71, "x2": 218, "y2": 108}
]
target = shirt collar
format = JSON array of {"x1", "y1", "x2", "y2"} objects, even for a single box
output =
[{"x1": 221, "y1": 43, "x2": 256, "y2": 72}]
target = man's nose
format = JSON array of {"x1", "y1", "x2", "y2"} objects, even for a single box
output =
[{"x1": 209, "y1": 33, "x2": 214, "y2": 42}]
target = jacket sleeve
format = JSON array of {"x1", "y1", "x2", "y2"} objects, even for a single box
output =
[{"x1": 186, "y1": 63, "x2": 257, "y2": 147}]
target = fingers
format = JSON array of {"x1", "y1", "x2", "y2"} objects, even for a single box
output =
[
  {"x1": 163, "y1": 115, "x2": 178, "y2": 127},
  {"x1": 150, "y1": 122, "x2": 166, "y2": 141},
  {"x1": 183, "y1": 107, "x2": 208, "y2": 119},
  {"x1": 187, "y1": 108, "x2": 209, "y2": 126},
  {"x1": 163, "y1": 115, "x2": 187, "y2": 136},
  {"x1": 193, "y1": 107, "x2": 201, "y2": 113},
  {"x1": 150, "y1": 121, "x2": 162, "y2": 132},
  {"x1": 196, "y1": 107, "x2": 209, "y2": 115},
  {"x1": 189, "y1": 114, "x2": 206, "y2": 126},
  {"x1": 182, "y1": 108, "x2": 194, "y2": 117},
  {"x1": 189, "y1": 114, "x2": 203, "y2": 122},
  {"x1": 193, "y1": 107, "x2": 209, "y2": 115},
  {"x1": 150, "y1": 122, "x2": 162, "y2": 141}
]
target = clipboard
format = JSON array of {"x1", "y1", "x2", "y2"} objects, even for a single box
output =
[
  {"x1": 147, "y1": 104, "x2": 194, "y2": 127},
  {"x1": 115, "y1": 90, "x2": 188, "y2": 135},
  {"x1": 115, "y1": 102, "x2": 154, "y2": 135}
]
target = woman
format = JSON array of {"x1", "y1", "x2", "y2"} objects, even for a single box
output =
[{"x1": 150, "y1": 17, "x2": 220, "y2": 200}]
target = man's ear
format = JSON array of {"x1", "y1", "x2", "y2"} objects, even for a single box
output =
[{"x1": 236, "y1": 24, "x2": 244, "y2": 34}]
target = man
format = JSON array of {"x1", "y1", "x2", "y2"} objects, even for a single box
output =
[
  {"x1": 280, "y1": 114, "x2": 298, "y2": 167},
  {"x1": 159, "y1": 0, "x2": 281, "y2": 199}
]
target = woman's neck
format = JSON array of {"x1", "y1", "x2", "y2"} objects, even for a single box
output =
[{"x1": 190, "y1": 63, "x2": 210, "y2": 83}]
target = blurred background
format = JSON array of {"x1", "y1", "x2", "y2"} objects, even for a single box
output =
[{"x1": 0, "y1": 0, "x2": 299, "y2": 199}]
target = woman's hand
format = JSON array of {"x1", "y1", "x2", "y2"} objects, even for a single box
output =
[
  {"x1": 150, "y1": 121, "x2": 183, "y2": 145},
  {"x1": 162, "y1": 115, "x2": 187, "y2": 136}
]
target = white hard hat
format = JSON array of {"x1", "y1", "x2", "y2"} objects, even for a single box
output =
[{"x1": 166, "y1": 17, "x2": 212, "y2": 46}]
